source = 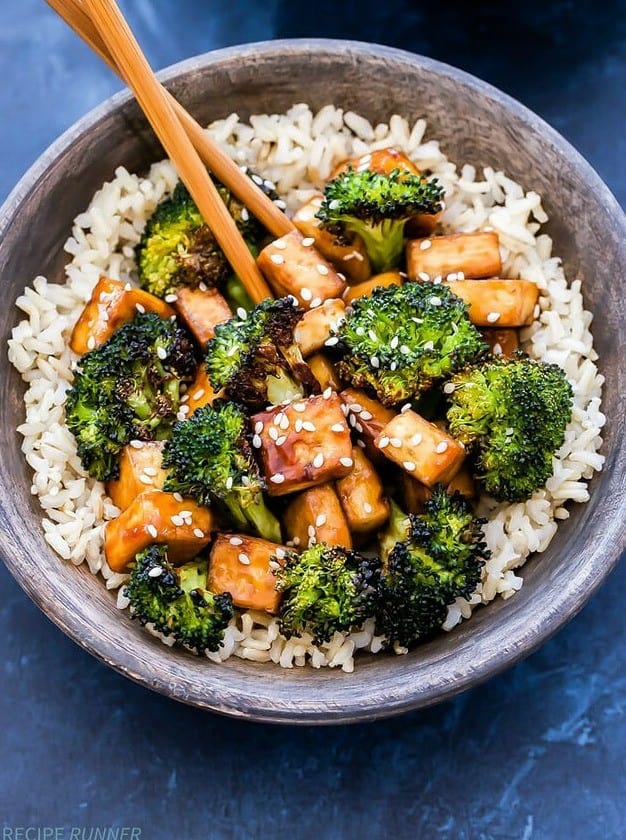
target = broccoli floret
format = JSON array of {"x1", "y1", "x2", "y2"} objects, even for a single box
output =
[
  {"x1": 316, "y1": 167, "x2": 444, "y2": 272},
  {"x1": 446, "y1": 354, "x2": 573, "y2": 502},
  {"x1": 124, "y1": 544, "x2": 233, "y2": 653},
  {"x1": 205, "y1": 297, "x2": 317, "y2": 409},
  {"x1": 274, "y1": 543, "x2": 382, "y2": 644},
  {"x1": 65, "y1": 312, "x2": 197, "y2": 480},
  {"x1": 377, "y1": 487, "x2": 489, "y2": 648},
  {"x1": 333, "y1": 282, "x2": 486, "y2": 406},
  {"x1": 162, "y1": 402, "x2": 281, "y2": 542},
  {"x1": 136, "y1": 174, "x2": 279, "y2": 307}
]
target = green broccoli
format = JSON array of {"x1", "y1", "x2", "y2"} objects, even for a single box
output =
[
  {"x1": 446, "y1": 354, "x2": 573, "y2": 502},
  {"x1": 65, "y1": 312, "x2": 197, "y2": 481},
  {"x1": 315, "y1": 167, "x2": 444, "y2": 272},
  {"x1": 274, "y1": 542, "x2": 382, "y2": 644},
  {"x1": 333, "y1": 281, "x2": 487, "y2": 406},
  {"x1": 377, "y1": 487, "x2": 489, "y2": 648},
  {"x1": 205, "y1": 297, "x2": 317, "y2": 409},
  {"x1": 125, "y1": 544, "x2": 233, "y2": 653},
  {"x1": 161, "y1": 402, "x2": 281, "y2": 542},
  {"x1": 136, "y1": 174, "x2": 279, "y2": 309}
]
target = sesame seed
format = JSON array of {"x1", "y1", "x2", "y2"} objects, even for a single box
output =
[
  {"x1": 275, "y1": 548, "x2": 286, "y2": 560},
  {"x1": 279, "y1": 415, "x2": 290, "y2": 430},
  {"x1": 329, "y1": 199, "x2": 340, "y2": 210},
  {"x1": 349, "y1": 414, "x2": 357, "y2": 428},
  {"x1": 143, "y1": 467, "x2": 158, "y2": 476},
  {"x1": 401, "y1": 403, "x2": 412, "y2": 413},
  {"x1": 533, "y1": 304, "x2": 541, "y2": 318},
  {"x1": 87, "y1": 336, "x2": 96, "y2": 350},
  {"x1": 308, "y1": 536, "x2": 317, "y2": 547},
  {"x1": 295, "y1": 418, "x2": 304, "y2": 433},
  {"x1": 435, "y1": 441, "x2": 449, "y2": 453},
  {"x1": 270, "y1": 253, "x2": 285, "y2": 265},
  {"x1": 357, "y1": 439, "x2": 366, "y2": 448},
  {"x1": 269, "y1": 559, "x2": 281, "y2": 570},
  {"x1": 349, "y1": 402, "x2": 362, "y2": 413},
  {"x1": 390, "y1": 336, "x2": 399, "y2": 349},
  {"x1": 238, "y1": 553, "x2": 251, "y2": 565},
  {"x1": 225, "y1": 476, "x2": 234, "y2": 490},
  {"x1": 423, "y1": 341, "x2": 434, "y2": 351},
  {"x1": 251, "y1": 174, "x2": 263, "y2": 185},
  {"x1": 171, "y1": 514, "x2": 184, "y2": 527},
  {"x1": 443, "y1": 382, "x2": 456, "y2": 395},
  {"x1": 146, "y1": 524, "x2": 158, "y2": 538},
  {"x1": 301, "y1": 236, "x2": 315, "y2": 247},
  {"x1": 130, "y1": 440, "x2": 144, "y2": 449},
  {"x1": 312, "y1": 453, "x2": 324, "y2": 468},
  {"x1": 419, "y1": 239, "x2": 432, "y2": 250},
  {"x1": 458, "y1": 271, "x2": 465, "y2": 280},
  {"x1": 274, "y1": 199, "x2": 287, "y2": 210},
  {"x1": 370, "y1": 356, "x2": 380, "y2": 368},
  {"x1": 310, "y1": 297, "x2": 322, "y2": 308},
  {"x1": 368, "y1": 329, "x2": 377, "y2": 342},
  {"x1": 193, "y1": 528, "x2": 205, "y2": 539},
  {"x1": 173, "y1": 492, "x2": 183, "y2": 502},
  {"x1": 364, "y1": 502, "x2": 373, "y2": 514},
  {"x1": 331, "y1": 423, "x2": 345, "y2": 432},
  {"x1": 192, "y1": 389, "x2": 205, "y2": 401},
  {"x1": 252, "y1": 434, "x2": 262, "y2": 448},
  {"x1": 237, "y1": 307, "x2": 248, "y2": 320},
  {"x1": 316, "y1": 264, "x2": 329, "y2": 275},
  {"x1": 181, "y1": 394, "x2": 189, "y2": 403},
  {"x1": 433, "y1": 276, "x2": 442, "y2": 285},
  {"x1": 486, "y1": 312, "x2": 501, "y2": 323},
  {"x1": 356, "y1": 326, "x2": 365, "y2": 336},
  {"x1": 446, "y1": 273, "x2": 458, "y2": 282},
  {"x1": 493, "y1": 343, "x2": 503, "y2": 355},
  {"x1": 378, "y1": 436, "x2": 390, "y2": 449},
  {"x1": 292, "y1": 402, "x2": 306, "y2": 412},
  {"x1": 273, "y1": 239, "x2": 287, "y2": 249},
  {"x1": 390, "y1": 437, "x2": 402, "y2": 448},
  {"x1": 179, "y1": 509, "x2": 193, "y2": 519},
  {"x1": 240, "y1": 207, "x2": 250, "y2": 221},
  {"x1": 275, "y1": 435, "x2": 287, "y2": 446},
  {"x1": 230, "y1": 536, "x2": 243, "y2": 546},
  {"x1": 135, "y1": 303, "x2": 146, "y2": 314},
  {"x1": 148, "y1": 566, "x2": 163, "y2": 578},
  {"x1": 270, "y1": 473, "x2": 285, "y2": 484},
  {"x1": 316, "y1": 514, "x2": 327, "y2": 527},
  {"x1": 164, "y1": 293, "x2": 178, "y2": 303},
  {"x1": 139, "y1": 475, "x2": 153, "y2": 485},
  {"x1": 124, "y1": 282, "x2": 132, "y2": 292},
  {"x1": 411, "y1": 433, "x2": 423, "y2": 446},
  {"x1": 324, "y1": 336, "x2": 339, "y2": 347},
  {"x1": 360, "y1": 410, "x2": 373, "y2": 421},
  {"x1": 308, "y1": 525, "x2": 316, "y2": 538},
  {"x1": 322, "y1": 387, "x2": 332, "y2": 399},
  {"x1": 268, "y1": 426, "x2": 279, "y2": 441},
  {"x1": 302, "y1": 421, "x2": 316, "y2": 432},
  {"x1": 430, "y1": 296, "x2": 442, "y2": 307},
  {"x1": 390, "y1": 361, "x2": 398, "y2": 371},
  {"x1": 418, "y1": 272, "x2": 430, "y2": 282},
  {"x1": 292, "y1": 536, "x2": 301, "y2": 546},
  {"x1": 199, "y1": 281, "x2": 208, "y2": 292},
  {"x1": 300, "y1": 287, "x2": 312, "y2": 301},
  {"x1": 339, "y1": 457, "x2": 354, "y2": 468},
  {"x1": 403, "y1": 461, "x2": 417, "y2": 471},
  {"x1": 355, "y1": 422, "x2": 363, "y2": 434}
]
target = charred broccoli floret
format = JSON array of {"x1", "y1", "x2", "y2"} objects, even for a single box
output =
[
  {"x1": 205, "y1": 297, "x2": 317, "y2": 409},
  {"x1": 136, "y1": 174, "x2": 279, "y2": 307},
  {"x1": 446, "y1": 354, "x2": 573, "y2": 502},
  {"x1": 316, "y1": 167, "x2": 444, "y2": 272},
  {"x1": 65, "y1": 312, "x2": 197, "y2": 480},
  {"x1": 162, "y1": 402, "x2": 281, "y2": 542},
  {"x1": 333, "y1": 282, "x2": 486, "y2": 406},
  {"x1": 274, "y1": 543, "x2": 382, "y2": 644},
  {"x1": 377, "y1": 488, "x2": 488, "y2": 648},
  {"x1": 125, "y1": 544, "x2": 233, "y2": 653}
]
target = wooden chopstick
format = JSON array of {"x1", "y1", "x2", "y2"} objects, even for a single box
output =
[{"x1": 47, "y1": 0, "x2": 293, "y2": 240}]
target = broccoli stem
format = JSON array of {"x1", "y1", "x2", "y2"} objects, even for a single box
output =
[
  {"x1": 223, "y1": 492, "x2": 282, "y2": 543},
  {"x1": 379, "y1": 500, "x2": 411, "y2": 565},
  {"x1": 344, "y1": 218, "x2": 406, "y2": 273},
  {"x1": 266, "y1": 370, "x2": 304, "y2": 407},
  {"x1": 224, "y1": 274, "x2": 255, "y2": 314}
]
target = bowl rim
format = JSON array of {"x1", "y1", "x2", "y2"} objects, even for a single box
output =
[{"x1": 1, "y1": 38, "x2": 625, "y2": 724}]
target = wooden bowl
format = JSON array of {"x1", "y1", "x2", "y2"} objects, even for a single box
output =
[{"x1": 1, "y1": 41, "x2": 624, "y2": 724}]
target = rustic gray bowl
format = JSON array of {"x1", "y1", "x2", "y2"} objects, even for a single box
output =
[{"x1": 1, "y1": 40, "x2": 624, "y2": 724}]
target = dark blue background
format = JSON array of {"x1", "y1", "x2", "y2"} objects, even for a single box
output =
[{"x1": 1, "y1": 2, "x2": 625, "y2": 838}]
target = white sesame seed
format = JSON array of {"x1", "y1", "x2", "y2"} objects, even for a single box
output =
[
  {"x1": 446, "y1": 273, "x2": 458, "y2": 282},
  {"x1": 316, "y1": 264, "x2": 329, "y2": 275},
  {"x1": 143, "y1": 467, "x2": 158, "y2": 477},
  {"x1": 486, "y1": 312, "x2": 501, "y2": 323},
  {"x1": 457, "y1": 271, "x2": 465, "y2": 280},
  {"x1": 146, "y1": 524, "x2": 158, "y2": 539},
  {"x1": 193, "y1": 528, "x2": 205, "y2": 539},
  {"x1": 418, "y1": 272, "x2": 430, "y2": 282},
  {"x1": 410, "y1": 433, "x2": 423, "y2": 446},
  {"x1": 87, "y1": 336, "x2": 96, "y2": 350},
  {"x1": 324, "y1": 336, "x2": 339, "y2": 347},
  {"x1": 192, "y1": 389, "x2": 205, "y2": 401},
  {"x1": 493, "y1": 343, "x2": 503, "y2": 355},
  {"x1": 273, "y1": 238, "x2": 287, "y2": 249},
  {"x1": 270, "y1": 253, "x2": 285, "y2": 265},
  {"x1": 360, "y1": 410, "x2": 373, "y2": 421},
  {"x1": 378, "y1": 436, "x2": 390, "y2": 449},
  {"x1": 179, "y1": 509, "x2": 193, "y2": 518},
  {"x1": 390, "y1": 437, "x2": 402, "y2": 448},
  {"x1": 349, "y1": 402, "x2": 362, "y2": 413},
  {"x1": 139, "y1": 475, "x2": 153, "y2": 485},
  {"x1": 443, "y1": 382, "x2": 456, "y2": 395},
  {"x1": 252, "y1": 434, "x2": 262, "y2": 449},
  {"x1": 199, "y1": 282, "x2": 208, "y2": 292},
  {"x1": 302, "y1": 421, "x2": 316, "y2": 432},
  {"x1": 230, "y1": 536, "x2": 243, "y2": 546},
  {"x1": 275, "y1": 435, "x2": 287, "y2": 446},
  {"x1": 124, "y1": 282, "x2": 132, "y2": 292},
  {"x1": 173, "y1": 492, "x2": 183, "y2": 503},
  {"x1": 398, "y1": 345, "x2": 410, "y2": 355},
  {"x1": 357, "y1": 439, "x2": 366, "y2": 448},
  {"x1": 301, "y1": 237, "x2": 315, "y2": 247},
  {"x1": 433, "y1": 276, "x2": 442, "y2": 285},
  {"x1": 430, "y1": 296, "x2": 442, "y2": 307},
  {"x1": 401, "y1": 403, "x2": 412, "y2": 414},
  {"x1": 135, "y1": 303, "x2": 146, "y2": 314},
  {"x1": 148, "y1": 566, "x2": 163, "y2": 578},
  {"x1": 423, "y1": 341, "x2": 434, "y2": 351},
  {"x1": 390, "y1": 336, "x2": 399, "y2": 350},
  {"x1": 274, "y1": 199, "x2": 287, "y2": 210},
  {"x1": 370, "y1": 356, "x2": 380, "y2": 369},
  {"x1": 295, "y1": 419, "x2": 304, "y2": 433},
  {"x1": 171, "y1": 514, "x2": 184, "y2": 526},
  {"x1": 356, "y1": 326, "x2": 366, "y2": 336},
  {"x1": 292, "y1": 536, "x2": 301, "y2": 546},
  {"x1": 164, "y1": 293, "x2": 178, "y2": 303},
  {"x1": 363, "y1": 502, "x2": 373, "y2": 514},
  {"x1": 310, "y1": 297, "x2": 322, "y2": 308},
  {"x1": 251, "y1": 420, "x2": 262, "y2": 435},
  {"x1": 308, "y1": 525, "x2": 316, "y2": 538},
  {"x1": 403, "y1": 461, "x2": 417, "y2": 471},
  {"x1": 435, "y1": 441, "x2": 449, "y2": 454},
  {"x1": 419, "y1": 239, "x2": 432, "y2": 250},
  {"x1": 390, "y1": 361, "x2": 397, "y2": 371},
  {"x1": 279, "y1": 415, "x2": 290, "y2": 430},
  {"x1": 225, "y1": 476, "x2": 233, "y2": 490},
  {"x1": 237, "y1": 307, "x2": 248, "y2": 320},
  {"x1": 300, "y1": 287, "x2": 312, "y2": 301},
  {"x1": 130, "y1": 440, "x2": 144, "y2": 449},
  {"x1": 330, "y1": 423, "x2": 345, "y2": 433},
  {"x1": 275, "y1": 548, "x2": 286, "y2": 560},
  {"x1": 269, "y1": 559, "x2": 281, "y2": 570},
  {"x1": 240, "y1": 206, "x2": 250, "y2": 221},
  {"x1": 312, "y1": 453, "x2": 324, "y2": 468},
  {"x1": 355, "y1": 422, "x2": 363, "y2": 434},
  {"x1": 368, "y1": 329, "x2": 378, "y2": 342},
  {"x1": 349, "y1": 414, "x2": 357, "y2": 429},
  {"x1": 268, "y1": 427, "x2": 279, "y2": 441},
  {"x1": 270, "y1": 473, "x2": 285, "y2": 484},
  {"x1": 339, "y1": 457, "x2": 354, "y2": 468},
  {"x1": 181, "y1": 394, "x2": 189, "y2": 404},
  {"x1": 315, "y1": 514, "x2": 327, "y2": 528},
  {"x1": 292, "y1": 402, "x2": 306, "y2": 412},
  {"x1": 322, "y1": 387, "x2": 332, "y2": 399},
  {"x1": 239, "y1": 553, "x2": 251, "y2": 565}
]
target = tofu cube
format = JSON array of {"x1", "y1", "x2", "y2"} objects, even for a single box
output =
[
  {"x1": 339, "y1": 388, "x2": 396, "y2": 463},
  {"x1": 336, "y1": 447, "x2": 390, "y2": 534},
  {"x1": 106, "y1": 440, "x2": 166, "y2": 511},
  {"x1": 294, "y1": 298, "x2": 346, "y2": 357},
  {"x1": 293, "y1": 195, "x2": 371, "y2": 283},
  {"x1": 104, "y1": 490, "x2": 214, "y2": 573},
  {"x1": 446, "y1": 279, "x2": 539, "y2": 327},
  {"x1": 376, "y1": 409, "x2": 465, "y2": 487},
  {"x1": 251, "y1": 393, "x2": 353, "y2": 496},
  {"x1": 173, "y1": 286, "x2": 232, "y2": 346},
  {"x1": 331, "y1": 147, "x2": 420, "y2": 179},
  {"x1": 70, "y1": 276, "x2": 174, "y2": 355},
  {"x1": 402, "y1": 467, "x2": 476, "y2": 514},
  {"x1": 283, "y1": 484, "x2": 352, "y2": 550},
  {"x1": 257, "y1": 230, "x2": 347, "y2": 308},
  {"x1": 406, "y1": 231, "x2": 502, "y2": 281},
  {"x1": 480, "y1": 327, "x2": 520, "y2": 357},
  {"x1": 307, "y1": 353, "x2": 342, "y2": 392},
  {"x1": 208, "y1": 533, "x2": 288, "y2": 613},
  {"x1": 343, "y1": 271, "x2": 403, "y2": 304}
]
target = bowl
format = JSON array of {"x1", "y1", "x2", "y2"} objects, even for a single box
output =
[{"x1": 1, "y1": 40, "x2": 625, "y2": 724}]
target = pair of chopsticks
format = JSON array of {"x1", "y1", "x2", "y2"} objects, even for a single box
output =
[{"x1": 47, "y1": 0, "x2": 296, "y2": 304}]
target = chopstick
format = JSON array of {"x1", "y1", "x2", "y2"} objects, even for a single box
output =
[{"x1": 47, "y1": 0, "x2": 294, "y2": 240}]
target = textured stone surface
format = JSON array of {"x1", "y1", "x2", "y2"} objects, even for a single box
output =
[{"x1": 1, "y1": 1, "x2": 625, "y2": 838}]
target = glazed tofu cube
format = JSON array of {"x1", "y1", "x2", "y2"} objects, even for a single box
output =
[
  {"x1": 293, "y1": 195, "x2": 371, "y2": 283},
  {"x1": 104, "y1": 490, "x2": 214, "y2": 573},
  {"x1": 376, "y1": 409, "x2": 465, "y2": 487},
  {"x1": 402, "y1": 467, "x2": 476, "y2": 514},
  {"x1": 336, "y1": 447, "x2": 390, "y2": 534},
  {"x1": 331, "y1": 147, "x2": 420, "y2": 179},
  {"x1": 208, "y1": 533, "x2": 288, "y2": 613},
  {"x1": 406, "y1": 231, "x2": 502, "y2": 281},
  {"x1": 405, "y1": 209, "x2": 443, "y2": 237},
  {"x1": 251, "y1": 393, "x2": 353, "y2": 496},
  {"x1": 283, "y1": 484, "x2": 352, "y2": 550},
  {"x1": 106, "y1": 440, "x2": 166, "y2": 511},
  {"x1": 481, "y1": 327, "x2": 520, "y2": 357},
  {"x1": 307, "y1": 353, "x2": 342, "y2": 392},
  {"x1": 70, "y1": 276, "x2": 174, "y2": 355},
  {"x1": 446, "y1": 279, "x2": 539, "y2": 327},
  {"x1": 343, "y1": 271, "x2": 403, "y2": 304},
  {"x1": 339, "y1": 388, "x2": 396, "y2": 463},
  {"x1": 183, "y1": 366, "x2": 220, "y2": 416},
  {"x1": 257, "y1": 230, "x2": 347, "y2": 308},
  {"x1": 294, "y1": 298, "x2": 346, "y2": 357},
  {"x1": 173, "y1": 286, "x2": 232, "y2": 346}
]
